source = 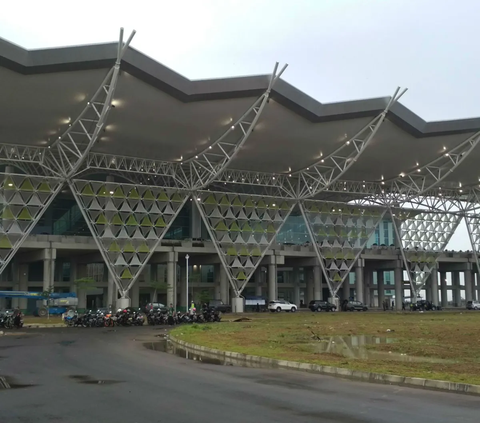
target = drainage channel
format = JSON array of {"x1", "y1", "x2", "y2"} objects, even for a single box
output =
[{"x1": 143, "y1": 339, "x2": 226, "y2": 366}]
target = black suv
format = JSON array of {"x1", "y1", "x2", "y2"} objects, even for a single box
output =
[
  {"x1": 346, "y1": 301, "x2": 368, "y2": 311},
  {"x1": 309, "y1": 300, "x2": 336, "y2": 312},
  {"x1": 208, "y1": 300, "x2": 232, "y2": 313}
]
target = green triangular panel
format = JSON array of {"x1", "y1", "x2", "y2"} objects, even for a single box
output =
[
  {"x1": 71, "y1": 179, "x2": 187, "y2": 291},
  {"x1": 19, "y1": 179, "x2": 35, "y2": 192},
  {"x1": 196, "y1": 192, "x2": 293, "y2": 296}
]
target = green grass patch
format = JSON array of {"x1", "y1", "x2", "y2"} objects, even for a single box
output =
[{"x1": 171, "y1": 311, "x2": 480, "y2": 385}]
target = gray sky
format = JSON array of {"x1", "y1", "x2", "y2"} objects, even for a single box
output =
[{"x1": 0, "y1": 0, "x2": 477, "y2": 249}]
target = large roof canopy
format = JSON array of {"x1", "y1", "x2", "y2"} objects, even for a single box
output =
[{"x1": 1, "y1": 35, "x2": 480, "y2": 189}]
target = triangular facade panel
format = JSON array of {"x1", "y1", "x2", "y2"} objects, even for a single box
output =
[
  {"x1": 72, "y1": 180, "x2": 188, "y2": 292},
  {"x1": 195, "y1": 192, "x2": 294, "y2": 295},
  {"x1": 0, "y1": 174, "x2": 63, "y2": 270},
  {"x1": 397, "y1": 211, "x2": 461, "y2": 291},
  {"x1": 303, "y1": 201, "x2": 385, "y2": 295}
]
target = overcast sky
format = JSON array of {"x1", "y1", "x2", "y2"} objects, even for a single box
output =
[{"x1": 0, "y1": 0, "x2": 477, "y2": 250}]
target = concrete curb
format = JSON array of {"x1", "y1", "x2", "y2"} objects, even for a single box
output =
[
  {"x1": 24, "y1": 324, "x2": 65, "y2": 329},
  {"x1": 169, "y1": 336, "x2": 480, "y2": 396}
]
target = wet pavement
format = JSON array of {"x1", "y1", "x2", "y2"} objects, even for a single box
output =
[{"x1": 0, "y1": 326, "x2": 478, "y2": 423}]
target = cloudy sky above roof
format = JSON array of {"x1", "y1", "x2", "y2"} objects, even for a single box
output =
[
  {"x1": 0, "y1": 0, "x2": 475, "y2": 252},
  {"x1": 2, "y1": 0, "x2": 480, "y2": 123}
]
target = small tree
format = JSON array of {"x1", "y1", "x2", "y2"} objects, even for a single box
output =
[
  {"x1": 41, "y1": 285, "x2": 55, "y2": 320},
  {"x1": 148, "y1": 280, "x2": 168, "y2": 304},
  {"x1": 198, "y1": 290, "x2": 211, "y2": 306}
]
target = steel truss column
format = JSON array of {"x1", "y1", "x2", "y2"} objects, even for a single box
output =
[
  {"x1": 193, "y1": 192, "x2": 294, "y2": 298},
  {"x1": 389, "y1": 207, "x2": 461, "y2": 302},
  {"x1": 44, "y1": 28, "x2": 136, "y2": 178},
  {"x1": 181, "y1": 62, "x2": 288, "y2": 190},
  {"x1": 69, "y1": 179, "x2": 189, "y2": 297},
  {"x1": 392, "y1": 130, "x2": 480, "y2": 195},
  {"x1": 294, "y1": 87, "x2": 407, "y2": 199},
  {"x1": 299, "y1": 201, "x2": 386, "y2": 300},
  {"x1": 463, "y1": 213, "x2": 480, "y2": 277},
  {"x1": 0, "y1": 172, "x2": 63, "y2": 275}
]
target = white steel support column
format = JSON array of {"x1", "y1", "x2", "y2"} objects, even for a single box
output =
[
  {"x1": 18, "y1": 263, "x2": 28, "y2": 311},
  {"x1": 394, "y1": 262, "x2": 403, "y2": 310},
  {"x1": 214, "y1": 264, "x2": 222, "y2": 299},
  {"x1": 77, "y1": 263, "x2": 88, "y2": 310},
  {"x1": 107, "y1": 270, "x2": 116, "y2": 310},
  {"x1": 219, "y1": 266, "x2": 229, "y2": 305},
  {"x1": 355, "y1": 260, "x2": 364, "y2": 303}
]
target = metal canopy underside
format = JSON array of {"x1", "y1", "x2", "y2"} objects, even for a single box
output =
[{"x1": 1, "y1": 37, "x2": 480, "y2": 187}]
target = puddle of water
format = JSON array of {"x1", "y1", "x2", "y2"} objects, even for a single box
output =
[
  {"x1": 311, "y1": 335, "x2": 453, "y2": 363},
  {"x1": 144, "y1": 341, "x2": 225, "y2": 366},
  {"x1": 0, "y1": 376, "x2": 37, "y2": 390},
  {"x1": 68, "y1": 375, "x2": 122, "y2": 385}
]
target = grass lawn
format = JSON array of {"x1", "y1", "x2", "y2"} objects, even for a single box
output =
[{"x1": 171, "y1": 311, "x2": 480, "y2": 385}]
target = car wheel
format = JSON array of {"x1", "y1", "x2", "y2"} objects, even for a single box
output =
[
  {"x1": 363, "y1": 307, "x2": 368, "y2": 311},
  {"x1": 276, "y1": 307, "x2": 282, "y2": 312},
  {"x1": 349, "y1": 308, "x2": 354, "y2": 312},
  {"x1": 475, "y1": 307, "x2": 479, "y2": 310},
  {"x1": 291, "y1": 307, "x2": 296, "y2": 312}
]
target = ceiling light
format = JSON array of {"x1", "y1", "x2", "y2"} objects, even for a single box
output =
[
  {"x1": 417, "y1": 169, "x2": 421, "y2": 172},
  {"x1": 231, "y1": 126, "x2": 235, "y2": 130},
  {"x1": 321, "y1": 159, "x2": 324, "y2": 163},
  {"x1": 209, "y1": 146, "x2": 212, "y2": 149},
  {"x1": 109, "y1": 191, "x2": 114, "y2": 194},
  {"x1": 416, "y1": 162, "x2": 419, "y2": 166},
  {"x1": 346, "y1": 141, "x2": 350, "y2": 145},
  {"x1": 7, "y1": 183, "x2": 13, "y2": 187},
  {"x1": 443, "y1": 146, "x2": 446, "y2": 150},
  {"x1": 272, "y1": 204, "x2": 276, "y2": 207},
  {"x1": 195, "y1": 156, "x2": 198, "y2": 159}
]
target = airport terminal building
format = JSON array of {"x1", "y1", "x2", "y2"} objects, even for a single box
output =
[{"x1": 0, "y1": 30, "x2": 479, "y2": 312}]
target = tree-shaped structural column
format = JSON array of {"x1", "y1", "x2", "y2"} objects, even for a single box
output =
[
  {"x1": 300, "y1": 201, "x2": 386, "y2": 298},
  {"x1": 194, "y1": 192, "x2": 294, "y2": 296},
  {"x1": 393, "y1": 210, "x2": 462, "y2": 297},
  {"x1": 0, "y1": 173, "x2": 63, "y2": 273},
  {"x1": 71, "y1": 180, "x2": 188, "y2": 295}
]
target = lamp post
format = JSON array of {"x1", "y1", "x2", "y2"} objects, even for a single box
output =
[{"x1": 185, "y1": 254, "x2": 190, "y2": 311}]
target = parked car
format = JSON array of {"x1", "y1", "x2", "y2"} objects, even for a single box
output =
[
  {"x1": 208, "y1": 299, "x2": 232, "y2": 313},
  {"x1": 346, "y1": 301, "x2": 368, "y2": 311},
  {"x1": 144, "y1": 303, "x2": 167, "y2": 314},
  {"x1": 309, "y1": 300, "x2": 336, "y2": 312},
  {"x1": 268, "y1": 300, "x2": 297, "y2": 312},
  {"x1": 467, "y1": 300, "x2": 480, "y2": 310}
]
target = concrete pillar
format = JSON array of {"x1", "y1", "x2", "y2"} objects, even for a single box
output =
[
  {"x1": 476, "y1": 273, "x2": 480, "y2": 301},
  {"x1": 306, "y1": 268, "x2": 314, "y2": 303},
  {"x1": 214, "y1": 264, "x2": 222, "y2": 299},
  {"x1": 465, "y1": 267, "x2": 473, "y2": 303},
  {"x1": 377, "y1": 270, "x2": 385, "y2": 309},
  {"x1": 107, "y1": 270, "x2": 116, "y2": 309},
  {"x1": 313, "y1": 264, "x2": 322, "y2": 300},
  {"x1": 10, "y1": 261, "x2": 20, "y2": 309},
  {"x1": 364, "y1": 268, "x2": 372, "y2": 307},
  {"x1": 130, "y1": 282, "x2": 139, "y2": 308},
  {"x1": 342, "y1": 279, "x2": 351, "y2": 301},
  {"x1": 425, "y1": 272, "x2": 433, "y2": 302},
  {"x1": 167, "y1": 253, "x2": 176, "y2": 308},
  {"x1": 18, "y1": 263, "x2": 28, "y2": 311},
  {"x1": 355, "y1": 262, "x2": 364, "y2": 303},
  {"x1": 219, "y1": 265, "x2": 229, "y2": 304},
  {"x1": 431, "y1": 269, "x2": 439, "y2": 306},
  {"x1": 77, "y1": 263, "x2": 88, "y2": 310},
  {"x1": 43, "y1": 248, "x2": 56, "y2": 292},
  {"x1": 292, "y1": 267, "x2": 300, "y2": 306},
  {"x1": 394, "y1": 262, "x2": 403, "y2": 310},
  {"x1": 440, "y1": 271, "x2": 448, "y2": 308},
  {"x1": 254, "y1": 268, "x2": 262, "y2": 297},
  {"x1": 452, "y1": 271, "x2": 461, "y2": 307},
  {"x1": 179, "y1": 266, "x2": 187, "y2": 309},
  {"x1": 268, "y1": 262, "x2": 277, "y2": 301}
]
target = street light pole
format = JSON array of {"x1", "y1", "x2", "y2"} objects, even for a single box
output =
[{"x1": 185, "y1": 254, "x2": 190, "y2": 311}]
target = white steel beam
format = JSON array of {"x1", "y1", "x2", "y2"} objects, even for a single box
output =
[
  {"x1": 44, "y1": 28, "x2": 135, "y2": 178},
  {"x1": 182, "y1": 62, "x2": 288, "y2": 190},
  {"x1": 294, "y1": 87, "x2": 407, "y2": 199},
  {"x1": 392, "y1": 130, "x2": 480, "y2": 195}
]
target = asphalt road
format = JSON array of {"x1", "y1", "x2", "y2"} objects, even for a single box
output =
[{"x1": 0, "y1": 327, "x2": 477, "y2": 423}]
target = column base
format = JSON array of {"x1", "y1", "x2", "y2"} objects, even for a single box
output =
[
  {"x1": 116, "y1": 297, "x2": 131, "y2": 310},
  {"x1": 232, "y1": 297, "x2": 244, "y2": 313}
]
